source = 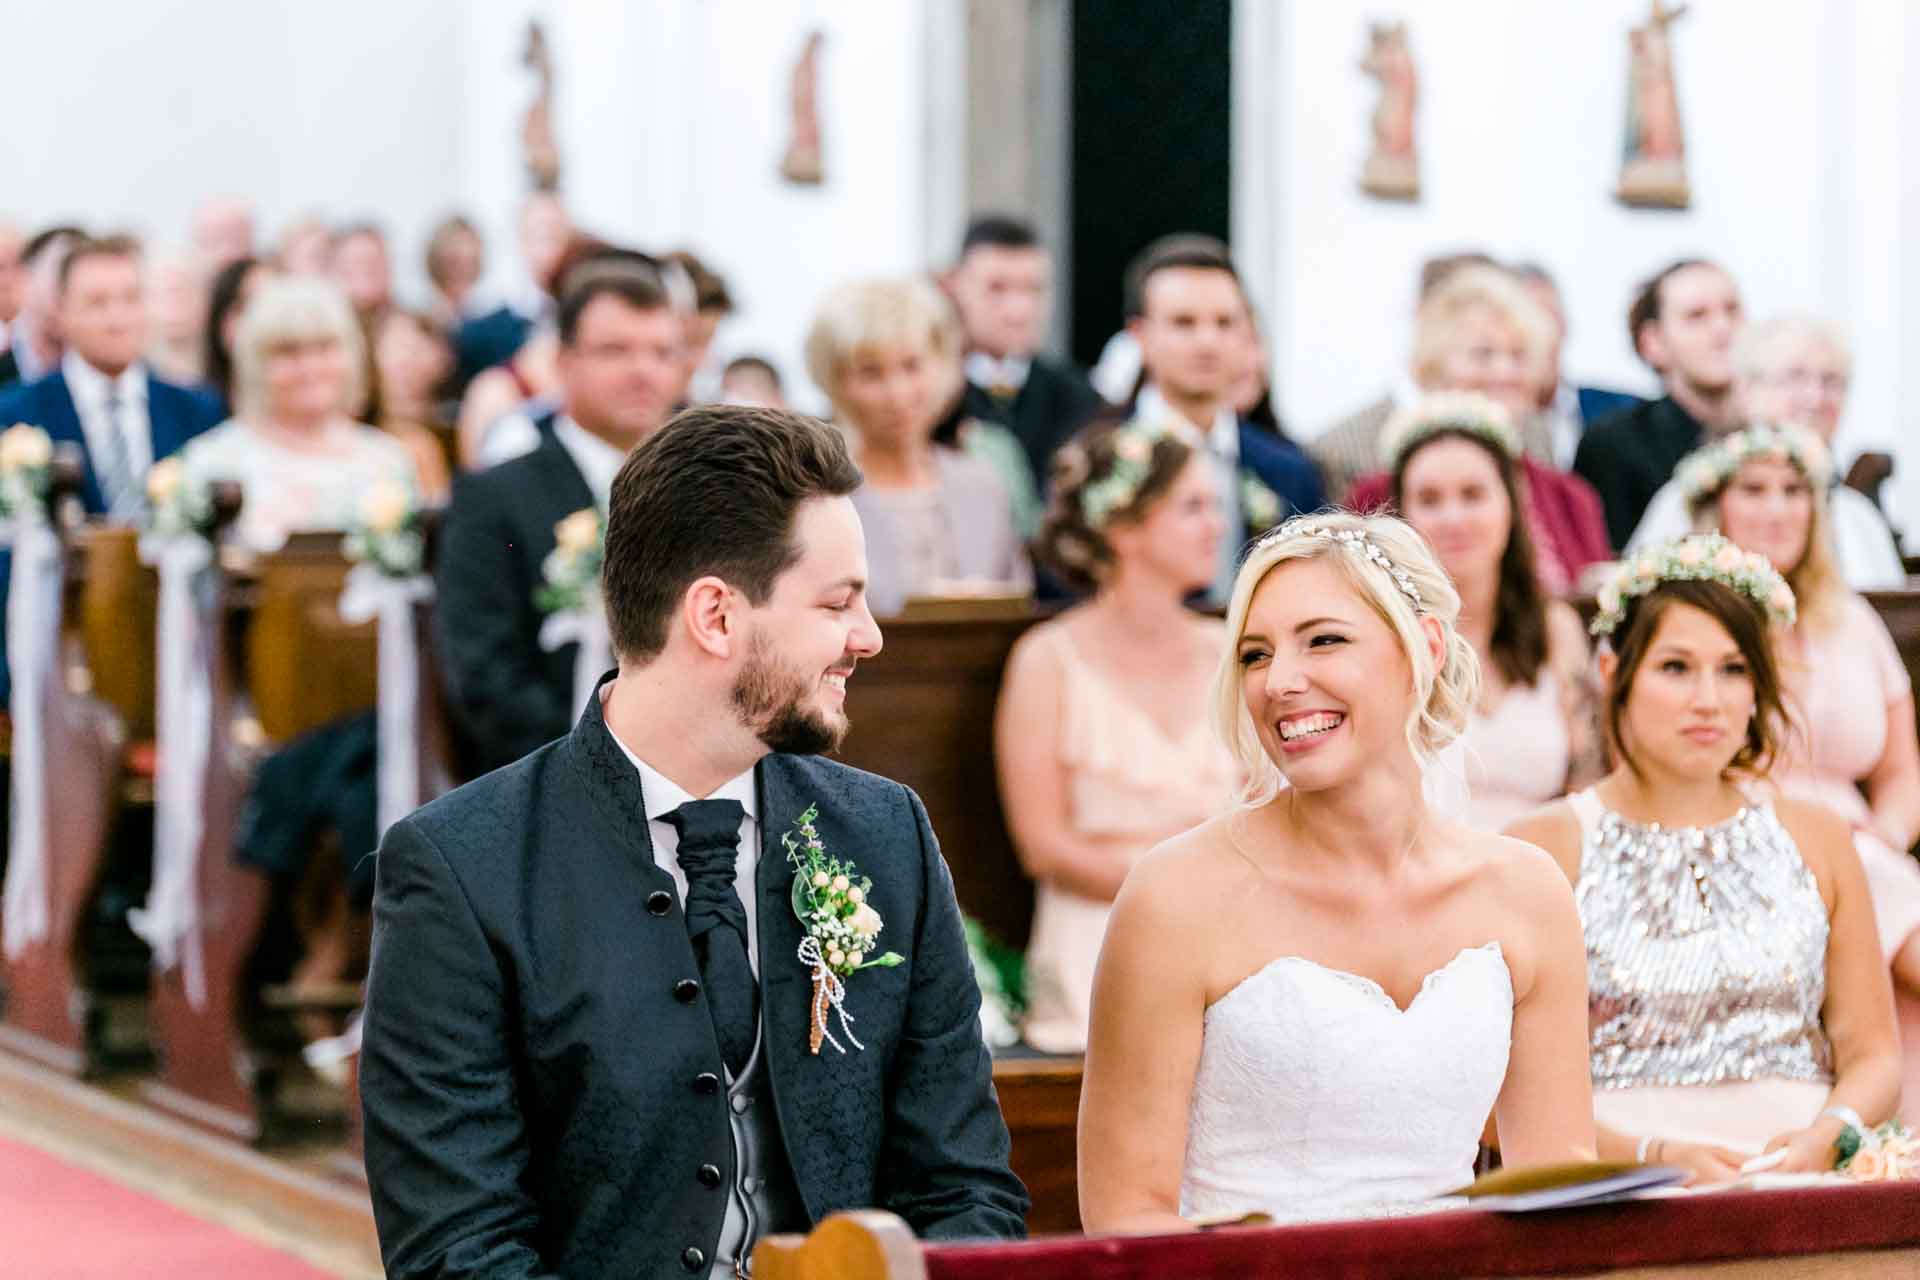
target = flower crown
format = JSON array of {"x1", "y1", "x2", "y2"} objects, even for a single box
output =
[
  {"x1": 1590, "y1": 533, "x2": 1797, "y2": 639},
  {"x1": 1673, "y1": 421, "x2": 1833, "y2": 512},
  {"x1": 1296, "y1": 521, "x2": 1423, "y2": 608},
  {"x1": 1376, "y1": 391, "x2": 1521, "y2": 469},
  {"x1": 1071, "y1": 416, "x2": 1203, "y2": 528}
]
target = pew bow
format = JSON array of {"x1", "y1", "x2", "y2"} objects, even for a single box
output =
[
  {"x1": 0, "y1": 517, "x2": 62, "y2": 959},
  {"x1": 129, "y1": 534, "x2": 216, "y2": 1009},
  {"x1": 538, "y1": 602, "x2": 612, "y2": 723},
  {"x1": 337, "y1": 564, "x2": 434, "y2": 837}
]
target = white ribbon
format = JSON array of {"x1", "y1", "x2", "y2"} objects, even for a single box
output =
[
  {"x1": 538, "y1": 599, "x2": 612, "y2": 721},
  {"x1": 129, "y1": 534, "x2": 215, "y2": 1009},
  {"x1": 338, "y1": 564, "x2": 435, "y2": 837},
  {"x1": 1, "y1": 517, "x2": 62, "y2": 959},
  {"x1": 797, "y1": 935, "x2": 864, "y2": 1054}
]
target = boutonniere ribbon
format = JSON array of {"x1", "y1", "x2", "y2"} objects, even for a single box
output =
[{"x1": 784, "y1": 804, "x2": 903, "y2": 1054}]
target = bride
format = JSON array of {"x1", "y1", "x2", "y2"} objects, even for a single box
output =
[{"x1": 1077, "y1": 512, "x2": 1595, "y2": 1230}]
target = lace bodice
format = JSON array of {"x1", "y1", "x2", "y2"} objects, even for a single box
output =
[{"x1": 1180, "y1": 943, "x2": 1513, "y2": 1224}]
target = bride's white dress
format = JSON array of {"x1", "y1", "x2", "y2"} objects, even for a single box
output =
[{"x1": 1179, "y1": 942, "x2": 1514, "y2": 1224}]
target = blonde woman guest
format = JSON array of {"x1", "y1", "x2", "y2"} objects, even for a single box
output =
[
  {"x1": 806, "y1": 276, "x2": 1031, "y2": 615},
  {"x1": 1080, "y1": 512, "x2": 1594, "y2": 1230},
  {"x1": 1626, "y1": 317, "x2": 1903, "y2": 587},
  {"x1": 1383, "y1": 394, "x2": 1598, "y2": 830},
  {"x1": 1675, "y1": 424, "x2": 1920, "y2": 992},
  {"x1": 1510, "y1": 537, "x2": 1899, "y2": 1181},
  {"x1": 995, "y1": 417, "x2": 1238, "y2": 1053},
  {"x1": 181, "y1": 276, "x2": 416, "y2": 552}
]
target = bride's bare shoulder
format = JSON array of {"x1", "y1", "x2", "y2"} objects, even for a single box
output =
[{"x1": 1116, "y1": 816, "x2": 1250, "y2": 910}]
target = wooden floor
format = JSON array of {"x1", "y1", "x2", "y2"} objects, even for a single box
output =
[{"x1": 0, "y1": 1048, "x2": 381, "y2": 1279}]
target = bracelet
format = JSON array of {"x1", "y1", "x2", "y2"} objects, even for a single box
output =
[{"x1": 1821, "y1": 1105, "x2": 1867, "y2": 1137}]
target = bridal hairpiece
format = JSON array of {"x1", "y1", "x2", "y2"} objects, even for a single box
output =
[
  {"x1": 1297, "y1": 522, "x2": 1423, "y2": 608},
  {"x1": 1589, "y1": 532, "x2": 1797, "y2": 639},
  {"x1": 1375, "y1": 391, "x2": 1520, "y2": 469},
  {"x1": 1673, "y1": 421, "x2": 1832, "y2": 512}
]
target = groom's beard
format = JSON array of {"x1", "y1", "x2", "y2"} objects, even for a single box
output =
[{"x1": 730, "y1": 631, "x2": 848, "y2": 756}]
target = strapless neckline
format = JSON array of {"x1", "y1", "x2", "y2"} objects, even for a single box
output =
[{"x1": 1210, "y1": 941, "x2": 1506, "y2": 1018}]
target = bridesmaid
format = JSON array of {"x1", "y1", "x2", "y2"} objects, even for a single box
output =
[
  {"x1": 1511, "y1": 535, "x2": 1899, "y2": 1183},
  {"x1": 995, "y1": 416, "x2": 1237, "y2": 1053},
  {"x1": 1384, "y1": 392, "x2": 1598, "y2": 830}
]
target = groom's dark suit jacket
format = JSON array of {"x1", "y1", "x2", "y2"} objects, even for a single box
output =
[{"x1": 361, "y1": 692, "x2": 1028, "y2": 1279}]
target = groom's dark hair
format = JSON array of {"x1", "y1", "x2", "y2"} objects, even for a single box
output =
[{"x1": 604, "y1": 405, "x2": 864, "y2": 660}]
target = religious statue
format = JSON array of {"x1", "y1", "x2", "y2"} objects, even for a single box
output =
[
  {"x1": 1359, "y1": 22, "x2": 1419, "y2": 201},
  {"x1": 1616, "y1": 1, "x2": 1691, "y2": 209},
  {"x1": 779, "y1": 30, "x2": 825, "y2": 186},
  {"x1": 522, "y1": 20, "x2": 562, "y2": 193}
]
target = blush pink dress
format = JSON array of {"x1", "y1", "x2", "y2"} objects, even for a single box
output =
[
  {"x1": 1018, "y1": 622, "x2": 1239, "y2": 1054},
  {"x1": 1772, "y1": 593, "x2": 1920, "y2": 960},
  {"x1": 1458, "y1": 671, "x2": 1571, "y2": 832}
]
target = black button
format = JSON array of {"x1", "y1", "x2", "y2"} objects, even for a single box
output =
[
  {"x1": 647, "y1": 890, "x2": 673, "y2": 916},
  {"x1": 681, "y1": 1246, "x2": 706, "y2": 1271},
  {"x1": 692, "y1": 1071, "x2": 721, "y2": 1095},
  {"x1": 697, "y1": 1162, "x2": 722, "y2": 1188},
  {"x1": 674, "y1": 979, "x2": 701, "y2": 1003}
]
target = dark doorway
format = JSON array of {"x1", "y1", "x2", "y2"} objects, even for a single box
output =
[{"x1": 1067, "y1": 0, "x2": 1232, "y2": 371}]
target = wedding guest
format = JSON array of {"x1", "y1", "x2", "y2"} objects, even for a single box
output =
[
  {"x1": 277, "y1": 215, "x2": 333, "y2": 278},
  {"x1": 1230, "y1": 302, "x2": 1298, "y2": 446},
  {"x1": 452, "y1": 192, "x2": 572, "y2": 391},
  {"x1": 663, "y1": 248, "x2": 733, "y2": 402},
  {"x1": 0, "y1": 221, "x2": 25, "y2": 357},
  {"x1": 190, "y1": 196, "x2": 256, "y2": 274},
  {"x1": 719, "y1": 354, "x2": 787, "y2": 410},
  {"x1": 424, "y1": 214, "x2": 486, "y2": 325},
  {"x1": 1383, "y1": 394, "x2": 1598, "y2": 829},
  {"x1": 996, "y1": 417, "x2": 1237, "y2": 1053},
  {"x1": 1126, "y1": 235, "x2": 1325, "y2": 601},
  {"x1": 369, "y1": 307, "x2": 455, "y2": 504},
  {"x1": 1081, "y1": 512, "x2": 1593, "y2": 1229},
  {"x1": 436, "y1": 259, "x2": 685, "y2": 773},
  {"x1": 1575, "y1": 258, "x2": 1745, "y2": 549},
  {"x1": 1343, "y1": 272, "x2": 1612, "y2": 593},
  {"x1": 331, "y1": 222, "x2": 395, "y2": 327},
  {"x1": 201, "y1": 255, "x2": 277, "y2": 416},
  {"x1": 4, "y1": 225, "x2": 84, "y2": 386},
  {"x1": 146, "y1": 254, "x2": 207, "y2": 386},
  {"x1": 1672, "y1": 424, "x2": 1920, "y2": 990},
  {"x1": 947, "y1": 215, "x2": 1107, "y2": 490},
  {"x1": 1511, "y1": 535, "x2": 1899, "y2": 1180},
  {"x1": 805, "y1": 276, "x2": 1031, "y2": 616},
  {"x1": 1512, "y1": 262, "x2": 1642, "y2": 469},
  {"x1": 178, "y1": 275, "x2": 414, "y2": 553},
  {"x1": 1627, "y1": 316, "x2": 1903, "y2": 588}
]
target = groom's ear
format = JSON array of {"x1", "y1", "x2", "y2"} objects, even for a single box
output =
[{"x1": 682, "y1": 575, "x2": 738, "y2": 660}]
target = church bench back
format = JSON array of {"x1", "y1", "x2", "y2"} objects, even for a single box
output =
[{"x1": 243, "y1": 533, "x2": 377, "y2": 743}]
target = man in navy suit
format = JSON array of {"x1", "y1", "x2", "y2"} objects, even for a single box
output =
[
  {"x1": 0, "y1": 235, "x2": 222, "y2": 697},
  {"x1": 365, "y1": 406, "x2": 1026, "y2": 1277},
  {"x1": 1124, "y1": 235, "x2": 1326, "y2": 602}
]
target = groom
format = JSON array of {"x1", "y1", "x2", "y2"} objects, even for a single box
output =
[{"x1": 361, "y1": 406, "x2": 1028, "y2": 1278}]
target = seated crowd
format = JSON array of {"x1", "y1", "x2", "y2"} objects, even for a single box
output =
[{"x1": 0, "y1": 189, "x2": 1915, "y2": 1218}]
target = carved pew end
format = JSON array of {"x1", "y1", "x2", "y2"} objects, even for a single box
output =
[{"x1": 753, "y1": 1210, "x2": 926, "y2": 1280}]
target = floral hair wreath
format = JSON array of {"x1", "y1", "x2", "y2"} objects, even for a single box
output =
[
  {"x1": 1376, "y1": 391, "x2": 1521, "y2": 469},
  {"x1": 1673, "y1": 421, "x2": 1833, "y2": 513},
  {"x1": 1071, "y1": 415, "x2": 1204, "y2": 528},
  {"x1": 1589, "y1": 532, "x2": 1797, "y2": 639},
  {"x1": 1287, "y1": 521, "x2": 1424, "y2": 610}
]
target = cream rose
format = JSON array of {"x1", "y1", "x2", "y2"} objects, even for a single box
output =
[
  {"x1": 0, "y1": 423, "x2": 51, "y2": 471},
  {"x1": 554, "y1": 508, "x2": 601, "y2": 555},
  {"x1": 360, "y1": 480, "x2": 411, "y2": 534},
  {"x1": 146, "y1": 457, "x2": 183, "y2": 506}
]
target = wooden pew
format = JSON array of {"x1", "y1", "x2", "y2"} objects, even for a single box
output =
[
  {"x1": 758, "y1": 1183, "x2": 1920, "y2": 1279},
  {"x1": 140, "y1": 532, "x2": 378, "y2": 1142},
  {"x1": 992, "y1": 1057, "x2": 1082, "y2": 1234}
]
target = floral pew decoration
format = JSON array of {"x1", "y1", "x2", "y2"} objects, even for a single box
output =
[
  {"x1": 0, "y1": 423, "x2": 60, "y2": 961},
  {"x1": 535, "y1": 506, "x2": 610, "y2": 718}
]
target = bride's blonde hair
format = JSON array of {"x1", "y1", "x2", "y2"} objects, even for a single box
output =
[{"x1": 1210, "y1": 512, "x2": 1480, "y2": 808}]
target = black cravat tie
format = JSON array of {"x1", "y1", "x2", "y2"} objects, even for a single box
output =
[{"x1": 663, "y1": 798, "x2": 756, "y2": 1075}]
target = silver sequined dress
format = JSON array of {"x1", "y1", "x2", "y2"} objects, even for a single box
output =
[{"x1": 1568, "y1": 789, "x2": 1835, "y2": 1152}]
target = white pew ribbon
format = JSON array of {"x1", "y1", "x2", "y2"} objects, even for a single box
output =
[
  {"x1": 129, "y1": 534, "x2": 215, "y2": 1009},
  {"x1": 337, "y1": 564, "x2": 434, "y2": 838},
  {"x1": 538, "y1": 599, "x2": 612, "y2": 724},
  {"x1": 1, "y1": 517, "x2": 62, "y2": 959}
]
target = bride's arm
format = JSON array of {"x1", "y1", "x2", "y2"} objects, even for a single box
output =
[
  {"x1": 1490, "y1": 838, "x2": 1597, "y2": 1168},
  {"x1": 1076, "y1": 852, "x2": 1209, "y2": 1234}
]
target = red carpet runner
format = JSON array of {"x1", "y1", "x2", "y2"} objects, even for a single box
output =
[{"x1": 0, "y1": 1134, "x2": 340, "y2": 1278}]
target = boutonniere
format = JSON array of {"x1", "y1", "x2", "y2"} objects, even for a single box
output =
[
  {"x1": 535, "y1": 507, "x2": 605, "y2": 614},
  {"x1": 1239, "y1": 470, "x2": 1284, "y2": 533},
  {"x1": 784, "y1": 804, "x2": 903, "y2": 1055}
]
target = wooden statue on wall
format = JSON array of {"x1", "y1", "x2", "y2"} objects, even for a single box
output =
[
  {"x1": 522, "y1": 20, "x2": 562, "y2": 193},
  {"x1": 1616, "y1": 1, "x2": 1691, "y2": 209},
  {"x1": 779, "y1": 30, "x2": 825, "y2": 186},
  {"x1": 1359, "y1": 21, "x2": 1419, "y2": 201}
]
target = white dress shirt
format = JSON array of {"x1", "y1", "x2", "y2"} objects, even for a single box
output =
[
  {"x1": 609, "y1": 729, "x2": 762, "y2": 974},
  {"x1": 62, "y1": 350, "x2": 153, "y2": 505},
  {"x1": 1136, "y1": 382, "x2": 1237, "y2": 461},
  {"x1": 965, "y1": 351, "x2": 1032, "y2": 395},
  {"x1": 552, "y1": 414, "x2": 628, "y2": 511}
]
